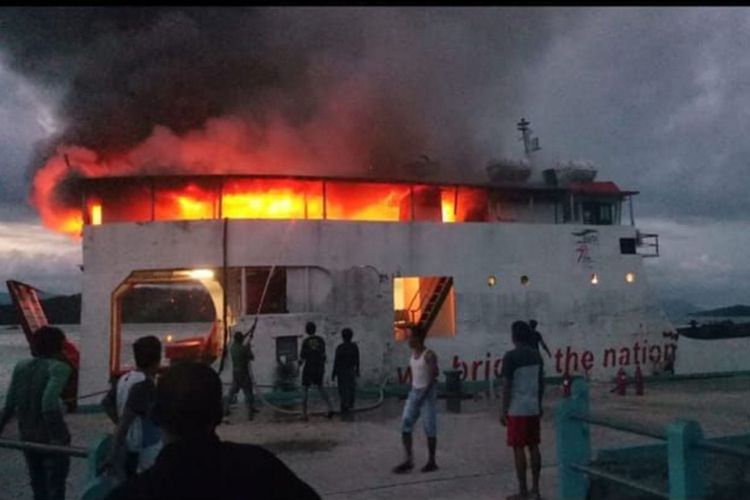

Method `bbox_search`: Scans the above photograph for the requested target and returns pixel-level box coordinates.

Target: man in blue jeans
[0,326,72,500]
[393,328,439,474]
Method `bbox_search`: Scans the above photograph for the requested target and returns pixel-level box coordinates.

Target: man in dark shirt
[299,321,333,420]
[332,328,360,419]
[0,326,72,500]
[528,320,552,359]
[500,321,544,500]
[105,362,321,500]
[223,327,257,420]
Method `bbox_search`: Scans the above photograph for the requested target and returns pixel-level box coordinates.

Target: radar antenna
[517,118,541,157]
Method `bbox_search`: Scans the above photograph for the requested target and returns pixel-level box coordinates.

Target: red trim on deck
[569,181,623,195]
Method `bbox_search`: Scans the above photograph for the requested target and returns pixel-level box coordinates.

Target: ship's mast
[517,118,541,160]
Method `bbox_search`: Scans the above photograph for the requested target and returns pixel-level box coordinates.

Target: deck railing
[0,434,111,500]
[0,438,89,458]
[557,379,750,499]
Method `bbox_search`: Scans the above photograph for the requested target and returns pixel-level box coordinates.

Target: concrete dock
[1,374,748,500]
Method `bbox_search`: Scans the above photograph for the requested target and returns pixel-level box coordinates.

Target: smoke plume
[0,7,575,230]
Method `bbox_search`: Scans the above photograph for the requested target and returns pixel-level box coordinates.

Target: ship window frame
[244,267,287,315]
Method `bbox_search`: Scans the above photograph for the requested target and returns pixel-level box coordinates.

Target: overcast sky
[1,7,749,309]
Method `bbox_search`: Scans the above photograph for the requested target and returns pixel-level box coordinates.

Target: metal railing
[0,434,112,500]
[0,438,89,458]
[557,379,750,500]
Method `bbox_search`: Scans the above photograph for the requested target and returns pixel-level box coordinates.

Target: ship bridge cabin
[78,174,638,227]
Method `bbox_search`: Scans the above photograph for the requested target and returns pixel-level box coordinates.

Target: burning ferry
[17,118,682,399]
[21,118,733,401]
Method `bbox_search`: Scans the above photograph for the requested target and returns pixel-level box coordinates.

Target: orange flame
[48,177,473,235]
[222,179,322,220]
[91,204,102,225]
[31,117,483,237]
[441,189,456,223]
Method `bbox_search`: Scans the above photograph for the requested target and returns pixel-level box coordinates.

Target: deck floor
[1,374,749,500]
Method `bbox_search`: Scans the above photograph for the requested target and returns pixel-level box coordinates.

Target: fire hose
[244,371,389,417]
[245,253,389,416]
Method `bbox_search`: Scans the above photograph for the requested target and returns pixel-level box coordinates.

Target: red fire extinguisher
[614,368,627,396]
[562,371,572,398]
[635,364,644,396]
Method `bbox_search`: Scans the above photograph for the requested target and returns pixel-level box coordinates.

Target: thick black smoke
[0,7,577,180]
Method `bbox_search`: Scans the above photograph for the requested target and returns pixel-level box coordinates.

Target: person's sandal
[392,461,414,474]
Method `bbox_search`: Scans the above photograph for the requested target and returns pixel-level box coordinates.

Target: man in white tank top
[393,328,439,474]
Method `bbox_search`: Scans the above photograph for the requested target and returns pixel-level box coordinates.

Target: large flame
[32,115,485,237]
[76,177,475,233]
[222,179,322,220]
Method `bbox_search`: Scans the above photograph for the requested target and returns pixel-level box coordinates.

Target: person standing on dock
[0,326,72,500]
[100,335,162,479]
[299,321,334,420]
[500,321,544,500]
[528,320,552,359]
[332,328,360,420]
[223,325,258,420]
[393,327,439,474]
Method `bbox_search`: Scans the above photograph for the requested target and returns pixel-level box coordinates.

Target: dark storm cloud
[0,7,581,182]
[522,8,750,221]
[2,7,747,218]
[0,65,51,206]
[0,204,81,293]
[641,217,750,308]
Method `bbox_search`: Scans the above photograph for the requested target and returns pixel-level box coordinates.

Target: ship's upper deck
[78,172,639,227]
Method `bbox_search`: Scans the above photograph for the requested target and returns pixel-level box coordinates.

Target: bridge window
[326,182,410,222]
[581,202,614,225]
[245,267,287,314]
[620,238,637,254]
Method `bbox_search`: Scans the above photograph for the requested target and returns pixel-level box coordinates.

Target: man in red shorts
[500,320,544,500]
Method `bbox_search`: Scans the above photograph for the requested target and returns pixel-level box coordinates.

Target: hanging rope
[246,219,298,336]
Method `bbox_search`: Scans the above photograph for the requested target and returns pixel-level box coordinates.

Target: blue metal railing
[557,379,750,500]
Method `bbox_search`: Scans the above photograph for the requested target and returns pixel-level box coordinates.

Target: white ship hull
[78,218,684,394]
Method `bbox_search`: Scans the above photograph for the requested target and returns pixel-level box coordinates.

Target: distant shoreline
[689,305,750,317]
